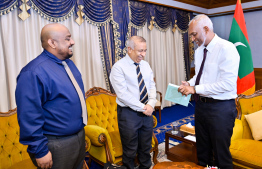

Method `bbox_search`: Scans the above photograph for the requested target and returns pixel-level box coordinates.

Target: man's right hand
[36,151,53,169]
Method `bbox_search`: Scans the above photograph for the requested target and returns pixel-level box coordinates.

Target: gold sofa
[84,87,159,166]
[0,109,90,169]
[0,109,36,169]
[230,89,262,168]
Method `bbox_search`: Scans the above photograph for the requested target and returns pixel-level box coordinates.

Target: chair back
[236,89,262,139]
[0,109,30,169]
[85,87,118,133]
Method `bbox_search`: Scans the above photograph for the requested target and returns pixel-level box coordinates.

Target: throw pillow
[245,110,262,141]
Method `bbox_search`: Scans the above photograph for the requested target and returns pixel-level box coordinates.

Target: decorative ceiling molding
[172,0,257,9]
[139,0,262,15]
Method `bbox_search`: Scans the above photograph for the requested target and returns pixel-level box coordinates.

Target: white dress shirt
[110,54,157,112]
[188,34,240,100]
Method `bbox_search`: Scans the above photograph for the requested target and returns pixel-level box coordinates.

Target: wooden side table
[153,161,204,169]
[165,130,197,163]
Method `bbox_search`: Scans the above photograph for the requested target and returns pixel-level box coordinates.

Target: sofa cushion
[244,110,262,141]
[155,100,161,107]
[7,159,36,169]
[230,139,262,167]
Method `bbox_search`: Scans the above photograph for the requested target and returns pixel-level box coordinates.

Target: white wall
[210,10,262,68]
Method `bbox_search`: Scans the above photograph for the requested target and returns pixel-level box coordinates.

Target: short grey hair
[189,14,213,31]
[126,36,146,49]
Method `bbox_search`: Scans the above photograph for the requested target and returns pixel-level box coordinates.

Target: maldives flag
[229,0,255,95]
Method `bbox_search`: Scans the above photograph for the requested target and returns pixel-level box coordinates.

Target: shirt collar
[125,54,141,66]
[43,49,67,65]
[206,34,218,53]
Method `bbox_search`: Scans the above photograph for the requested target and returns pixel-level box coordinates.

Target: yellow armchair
[230,89,262,168]
[0,109,36,169]
[84,87,159,167]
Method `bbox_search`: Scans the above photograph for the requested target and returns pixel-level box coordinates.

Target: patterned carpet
[154,114,195,143]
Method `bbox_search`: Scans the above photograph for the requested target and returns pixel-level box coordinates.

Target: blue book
[164,83,191,107]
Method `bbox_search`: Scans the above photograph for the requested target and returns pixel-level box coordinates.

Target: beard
[58,48,73,60]
[199,30,207,48]
[66,54,73,59]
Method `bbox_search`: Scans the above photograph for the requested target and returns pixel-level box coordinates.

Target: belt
[44,128,84,139]
[199,96,222,103]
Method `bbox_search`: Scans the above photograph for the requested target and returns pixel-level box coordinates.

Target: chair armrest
[156,91,162,103]
[153,115,157,128]
[231,119,243,141]
[84,125,110,146]
[85,135,91,152]
[84,125,116,163]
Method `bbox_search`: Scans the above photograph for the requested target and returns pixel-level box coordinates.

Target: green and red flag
[229,0,255,95]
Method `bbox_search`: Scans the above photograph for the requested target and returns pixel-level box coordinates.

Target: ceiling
[173,0,258,9]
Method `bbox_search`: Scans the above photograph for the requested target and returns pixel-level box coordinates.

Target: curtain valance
[30,0,75,22]
[82,0,112,24]
[129,0,190,33]
[1,0,191,32]
[0,0,16,16]
[0,0,193,89]
[130,1,148,28]
[1,0,112,23]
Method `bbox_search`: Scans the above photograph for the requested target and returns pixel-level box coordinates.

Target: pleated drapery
[0,0,193,113]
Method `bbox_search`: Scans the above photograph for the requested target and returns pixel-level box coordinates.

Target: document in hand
[164,83,191,107]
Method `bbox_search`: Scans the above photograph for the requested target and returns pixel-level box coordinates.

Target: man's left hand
[178,85,195,96]
[143,104,154,116]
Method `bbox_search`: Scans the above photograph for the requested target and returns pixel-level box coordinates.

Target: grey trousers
[29,128,85,169]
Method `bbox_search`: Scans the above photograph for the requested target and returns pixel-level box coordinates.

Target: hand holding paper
[178,85,195,96]
[165,83,191,107]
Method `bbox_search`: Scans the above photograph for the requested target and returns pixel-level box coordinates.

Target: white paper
[186,122,194,128]
[164,83,191,107]
[184,135,196,142]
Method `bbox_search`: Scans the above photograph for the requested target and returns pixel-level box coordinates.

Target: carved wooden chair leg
[158,108,161,123]
[83,160,89,169]
[152,148,159,165]
[135,156,139,167]
[88,158,92,168]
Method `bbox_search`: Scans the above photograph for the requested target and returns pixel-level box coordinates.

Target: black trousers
[117,105,153,169]
[195,99,237,169]
[29,128,85,169]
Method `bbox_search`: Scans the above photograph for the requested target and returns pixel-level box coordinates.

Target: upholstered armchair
[230,89,262,168]
[0,109,36,169]
[84,87,159,167]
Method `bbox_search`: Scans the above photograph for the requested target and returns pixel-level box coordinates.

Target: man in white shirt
[179,14,240,169]
[110,36,156,169]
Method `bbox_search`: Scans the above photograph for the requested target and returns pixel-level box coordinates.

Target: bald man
[15,23,86,169]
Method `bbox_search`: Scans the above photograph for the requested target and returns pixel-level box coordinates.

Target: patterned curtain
[0,0,192,90]
[129,0,193,80]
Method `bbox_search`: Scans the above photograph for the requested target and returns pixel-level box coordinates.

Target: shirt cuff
[195,85,205,95]
[188,81,193,86]
[147,100,156,109]
[34,146,49,158]
[137,103,145,112]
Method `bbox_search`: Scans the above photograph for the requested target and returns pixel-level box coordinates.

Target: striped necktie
[194,48,208,102]
[134,63,148,104]
[62,61,88,125]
